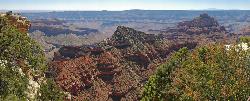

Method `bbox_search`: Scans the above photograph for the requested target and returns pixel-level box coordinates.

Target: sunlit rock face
[225,43,249,51]
[163,13,229,43]
[178,13,220,28]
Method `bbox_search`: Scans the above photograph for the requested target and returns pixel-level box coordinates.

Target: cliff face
[50,26,197,100]
[163,13,228,43]
[48,14,230,100]
[178,13,220,28]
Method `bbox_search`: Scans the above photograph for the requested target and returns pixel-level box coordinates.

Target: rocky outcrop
[163,13,228,43]
[55,45,104,59]
[50,26,197,100]
[177,13,219,28]
[0,11,31,33]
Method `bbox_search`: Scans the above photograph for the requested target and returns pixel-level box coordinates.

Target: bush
[239,36,250,46]
[141,44,250,100]
[0,16,64,100]
[38,78,65,101]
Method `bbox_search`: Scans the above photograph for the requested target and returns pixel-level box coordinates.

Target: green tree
[141,47,189,101]
[141,44,250,100]
[0,16,64,100]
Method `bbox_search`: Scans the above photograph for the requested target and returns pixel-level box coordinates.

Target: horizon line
[1,9,250,12]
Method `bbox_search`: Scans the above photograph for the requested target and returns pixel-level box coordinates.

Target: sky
[0,0,250,11]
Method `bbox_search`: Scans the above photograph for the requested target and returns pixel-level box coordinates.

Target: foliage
[0,64,28,100]
[239,36,250,46]
[141,47,189,101]
[0,16,64,100]
[0,17,43,99]
[38,78,65,101]
[0,20,46,73]
[239,36,250,43]
[141,44,250,100]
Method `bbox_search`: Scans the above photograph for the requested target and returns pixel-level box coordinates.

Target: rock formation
[0,11,31,33]
[50,26,197,100]
[163,13,229,43]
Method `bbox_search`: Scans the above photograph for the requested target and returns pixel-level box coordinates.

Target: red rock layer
[49,26,197,100]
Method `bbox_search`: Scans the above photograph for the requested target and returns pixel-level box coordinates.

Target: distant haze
[0,0,250,11]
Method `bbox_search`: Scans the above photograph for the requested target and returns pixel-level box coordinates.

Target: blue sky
[0,0,250,10]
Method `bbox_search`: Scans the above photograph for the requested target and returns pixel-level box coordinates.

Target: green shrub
[38,78,65,101]
[239,36,250,46]
[0,16,64,100]
[141,44,250,100]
